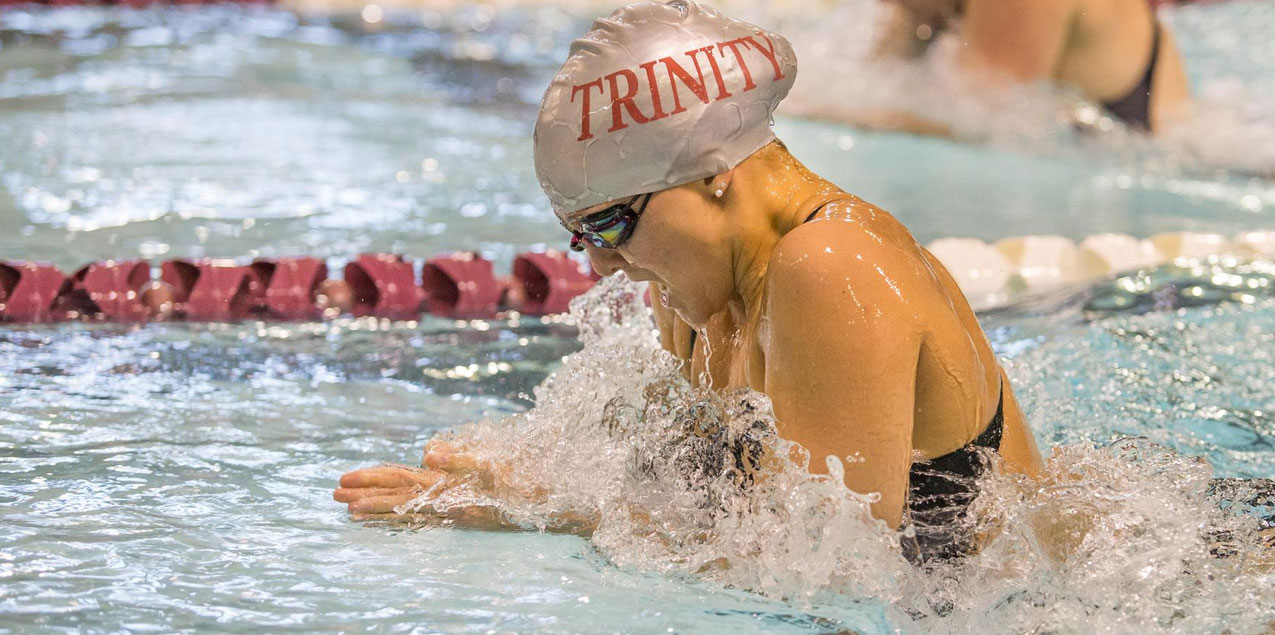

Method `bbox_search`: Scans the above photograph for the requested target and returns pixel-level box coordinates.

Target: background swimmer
[853,0,1190,133]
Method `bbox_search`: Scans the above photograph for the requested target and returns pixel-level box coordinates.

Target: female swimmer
[861,0,1190,132]
[334,0,1046,564]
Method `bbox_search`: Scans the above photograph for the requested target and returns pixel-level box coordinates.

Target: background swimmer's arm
[957,0,1076,82]
[763,224,925,529]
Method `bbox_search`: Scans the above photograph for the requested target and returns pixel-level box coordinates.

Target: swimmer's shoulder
[769,203,930,304]
[777,197,925,272]
[768,197,954,319]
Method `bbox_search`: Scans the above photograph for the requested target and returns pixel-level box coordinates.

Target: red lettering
[570,36,784,140]
[718,38,757,92]
[660,54,710,116]
[571,79,605,141]
[698,45,732,101]
[638,60,669,121]
[744,34,785,81]
[605,69,651,132]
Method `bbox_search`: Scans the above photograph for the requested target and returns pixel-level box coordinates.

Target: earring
[714,187,725,198]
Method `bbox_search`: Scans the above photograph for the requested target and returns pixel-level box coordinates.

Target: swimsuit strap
[968,383,1005,450]
[800,192,857,224]
[1100,17,1161,130]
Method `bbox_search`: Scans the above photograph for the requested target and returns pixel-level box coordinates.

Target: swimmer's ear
[700,169,735,202]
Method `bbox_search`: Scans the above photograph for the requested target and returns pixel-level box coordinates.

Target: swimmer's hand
[334,440,597,535]
[333,464,445,516]
[421,439,506,488]
[333,440,504,514]
[332,463,514,530]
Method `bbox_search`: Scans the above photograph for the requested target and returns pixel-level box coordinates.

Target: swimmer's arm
[763,224,924,529]
[957,0,1076,82]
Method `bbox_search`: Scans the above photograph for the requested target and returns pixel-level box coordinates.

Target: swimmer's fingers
[347,493,420,515]
[333,486,418,503]
[421,439,480,470]
[423,443,548,502]
[338,466,443,489]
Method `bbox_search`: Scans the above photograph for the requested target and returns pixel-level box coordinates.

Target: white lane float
[924,238,1012,302]
[1076,233,1166,279]
[993,235,1079,292]
[1235,231,1275,258]
[1149,232,1234,260]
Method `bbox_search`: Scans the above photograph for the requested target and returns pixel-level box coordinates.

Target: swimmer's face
[565,181,737,327]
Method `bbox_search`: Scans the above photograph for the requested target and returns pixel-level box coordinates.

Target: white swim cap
[533,0,797,215]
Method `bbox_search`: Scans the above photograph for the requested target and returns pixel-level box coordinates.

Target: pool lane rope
[1,230,1273,324]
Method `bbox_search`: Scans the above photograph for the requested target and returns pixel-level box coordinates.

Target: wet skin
[870,0,1190,133]
[335,141,1045,530]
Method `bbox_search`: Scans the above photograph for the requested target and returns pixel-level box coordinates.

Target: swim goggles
[567,192,653,252]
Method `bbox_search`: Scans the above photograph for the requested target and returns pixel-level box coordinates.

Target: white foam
[404,277,1275,631]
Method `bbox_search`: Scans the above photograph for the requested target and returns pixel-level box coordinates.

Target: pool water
[1,2,1274,633]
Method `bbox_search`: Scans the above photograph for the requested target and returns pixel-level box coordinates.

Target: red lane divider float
[0,261,68,323]
[162,259,256,321]
[0,251,597,324]
[512,251,599,316]
[345,253,423,320]
[422,252,502,319]
[70,259,151,322]
[252,257,327,321]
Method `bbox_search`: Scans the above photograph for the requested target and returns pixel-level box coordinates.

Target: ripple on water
[2,259,1275,632]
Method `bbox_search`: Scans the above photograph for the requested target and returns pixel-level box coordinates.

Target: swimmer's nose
[583,245,626,278]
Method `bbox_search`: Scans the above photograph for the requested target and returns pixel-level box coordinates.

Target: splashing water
[398,273,1275,632]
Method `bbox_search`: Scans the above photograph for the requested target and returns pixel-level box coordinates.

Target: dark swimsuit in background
[1100,19,1162,130]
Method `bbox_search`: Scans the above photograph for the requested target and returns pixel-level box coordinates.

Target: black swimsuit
[1100,18,1161,130]
[903,389,1004,565]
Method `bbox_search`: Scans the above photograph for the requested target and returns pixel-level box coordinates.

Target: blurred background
[1,0,1271,277]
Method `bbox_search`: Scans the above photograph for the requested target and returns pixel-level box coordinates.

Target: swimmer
[335,0,1046,565]
[861,0,1190,132]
